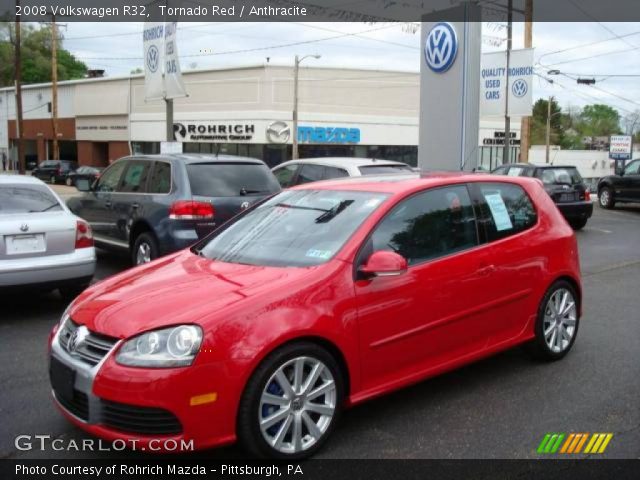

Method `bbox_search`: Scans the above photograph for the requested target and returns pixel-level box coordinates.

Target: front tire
[526,280,579,361]
[237,342,344,459]
[598,187,615,209]
[131,232,159,266]
[49,175,57,185]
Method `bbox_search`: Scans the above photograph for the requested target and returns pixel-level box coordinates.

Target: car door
[468,181,541,345]
[294,164,324,185]
[354,185,499,390]
[78,160,128,244]
[619,159,640,201]
[111,159,151,244]
[272,163,300,188]
[33,161,50,181]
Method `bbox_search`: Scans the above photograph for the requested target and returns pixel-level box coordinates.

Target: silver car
[0,175,95,299]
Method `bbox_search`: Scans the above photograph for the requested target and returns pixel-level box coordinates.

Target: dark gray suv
[67,154,281,265]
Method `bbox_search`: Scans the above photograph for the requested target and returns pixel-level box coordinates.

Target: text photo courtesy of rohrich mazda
[1,1,640,480]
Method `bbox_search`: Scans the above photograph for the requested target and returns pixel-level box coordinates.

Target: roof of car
[121,154,265,165]
[291,171,538,194]
[0,174,46,185]
[276,157,409,169]
[499,163,578,170]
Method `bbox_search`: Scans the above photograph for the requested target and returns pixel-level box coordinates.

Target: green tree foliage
[0,22,87,87]
[576,104,621,137]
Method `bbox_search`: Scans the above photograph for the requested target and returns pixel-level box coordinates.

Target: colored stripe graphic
[540,433,613,454]
[584,433,614,454]
[537,433,565,453]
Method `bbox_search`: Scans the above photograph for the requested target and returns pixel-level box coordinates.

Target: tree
[576,104,621,137]
[130,67,143,74]
[531,98,564,146]
[0,23,87,87]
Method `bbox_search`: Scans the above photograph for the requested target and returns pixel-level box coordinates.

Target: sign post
[418,4,482,172]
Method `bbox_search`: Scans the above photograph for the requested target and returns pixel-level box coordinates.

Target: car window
[95,161,127,193]
[273,164,299,187]
[119,161,150,193]
[323,166,349,180]
[147,161,172,194]
[535,167,582,185]
[198,189,389,267]
[187,163,280,197]
[295,164,325,185]
[492,166,509,175]
[370,185,478,266]
[624,160,640,175]
[474,182,537,242]
[358,165,413,175]
[507,167,524,176]
[0,183,62,214]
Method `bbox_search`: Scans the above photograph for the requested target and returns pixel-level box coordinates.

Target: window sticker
[484,193,513,231]
[305,249,333,259]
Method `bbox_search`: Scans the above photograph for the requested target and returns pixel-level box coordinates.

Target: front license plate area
[50,356,76,401]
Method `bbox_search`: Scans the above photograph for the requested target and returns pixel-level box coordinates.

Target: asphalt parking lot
[1,202,638,460]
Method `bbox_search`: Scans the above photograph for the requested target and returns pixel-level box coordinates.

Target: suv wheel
[65,177,73,186]
[132,232,159,266]
[598,187,615,209]
[49,175,57,185]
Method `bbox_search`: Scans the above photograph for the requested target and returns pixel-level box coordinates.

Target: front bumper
[0,247,95,287]
[557,201,594,221]
[48,322,237,451]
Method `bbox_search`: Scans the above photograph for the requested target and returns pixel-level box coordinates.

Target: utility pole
[519,0,533,163]
[502,0,513,164]
[545,96,552,163]
[165,98,173,141]
[292,54,320,160]
[14,1,25,174]
[51,14,59,160]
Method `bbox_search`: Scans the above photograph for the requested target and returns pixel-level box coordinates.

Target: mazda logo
[146,44,160,73]
[424,22,458,73]
[512,79,528,98]
[20,224,29,232]
[68,326,90,355]
[266,121,291,144]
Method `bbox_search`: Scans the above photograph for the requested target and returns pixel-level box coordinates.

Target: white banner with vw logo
[143,22,165,101]
[480,48,534,117]
[164,22,187,99]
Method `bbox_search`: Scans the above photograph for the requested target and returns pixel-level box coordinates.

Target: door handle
[477,264,496,276]
[131,203,140,209]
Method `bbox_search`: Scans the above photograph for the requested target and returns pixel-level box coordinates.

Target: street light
[292,54,321,160]
[545,96,563,163]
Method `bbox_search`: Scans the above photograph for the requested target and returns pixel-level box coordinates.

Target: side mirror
[75,178,91,192]
[359,250,408,278]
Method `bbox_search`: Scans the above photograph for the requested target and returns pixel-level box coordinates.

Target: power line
[536,30,640,65]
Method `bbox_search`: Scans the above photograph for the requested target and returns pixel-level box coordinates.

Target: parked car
[492,163,593,230]
[272,157,413,187]
[65,166,103,187]
[31,160,78,185]
[50,173,581,458]
[597,158,640,209]
[67,154,281,265]
[0,175,95,298]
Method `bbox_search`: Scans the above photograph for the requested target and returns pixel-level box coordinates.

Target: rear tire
[66,177,73,187]
[526,280,580,361]
[570,218,588,230]
[237,342,344,459]
[598,187,615,209]
[131,232,159,266]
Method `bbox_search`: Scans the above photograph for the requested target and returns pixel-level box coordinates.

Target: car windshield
[535,168,582,185]
[0,184,62,214]
[358,165,413,175]
[197,189,389,267]
[187,163,281,197]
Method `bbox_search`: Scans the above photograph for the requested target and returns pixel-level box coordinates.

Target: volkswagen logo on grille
[424,22,458,73]
[146,44,160,73]
[68,326,90,355]
[266,121,291,144]
[20,223,29,232]
[512,78,528,98]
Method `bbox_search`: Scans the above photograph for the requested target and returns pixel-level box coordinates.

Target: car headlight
[115,325,203,368]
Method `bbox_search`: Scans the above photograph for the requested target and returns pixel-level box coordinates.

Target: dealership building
[0,64,520,170]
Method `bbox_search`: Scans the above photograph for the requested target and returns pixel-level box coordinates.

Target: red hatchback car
[49,173,582,459]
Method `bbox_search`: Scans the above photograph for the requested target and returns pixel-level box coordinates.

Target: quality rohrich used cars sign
[480,48,534,117]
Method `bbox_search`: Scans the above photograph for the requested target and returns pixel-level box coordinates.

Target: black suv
[67,154,281,265]
[492,163,593,230]
[597,159,640,209]
[31,160,78,184]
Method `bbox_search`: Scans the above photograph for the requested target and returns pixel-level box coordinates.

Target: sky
[57,21,640,127]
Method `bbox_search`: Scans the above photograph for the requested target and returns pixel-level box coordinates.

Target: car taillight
[580,190,590,201]
[169,201,214,220]
[75,220,93,249]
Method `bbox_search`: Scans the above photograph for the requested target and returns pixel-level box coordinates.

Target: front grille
[59,319,118,367]
[100,399,183,435]
[54,389,89,421]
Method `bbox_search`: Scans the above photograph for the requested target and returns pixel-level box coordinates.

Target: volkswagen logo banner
[424,22,458,74]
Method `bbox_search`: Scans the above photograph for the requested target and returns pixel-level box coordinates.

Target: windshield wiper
[240,187,268,195]
[30,203,60,213]
[315,200,353,223]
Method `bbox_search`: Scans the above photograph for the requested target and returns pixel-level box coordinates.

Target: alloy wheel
[135,242,152,265]
[543,288,577,353]
[599,189,610,207]
[259,356,336,455]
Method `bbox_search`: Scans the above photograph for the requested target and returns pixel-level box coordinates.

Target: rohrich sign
[173,122,255,142]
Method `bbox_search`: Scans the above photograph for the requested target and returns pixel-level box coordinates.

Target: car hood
[70,250,326,339]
